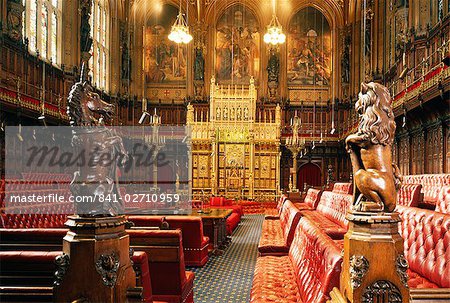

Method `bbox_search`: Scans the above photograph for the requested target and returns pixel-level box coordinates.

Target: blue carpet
[188,214,264,303]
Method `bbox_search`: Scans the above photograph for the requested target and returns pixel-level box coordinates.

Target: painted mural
[287,7,331,86]
[144,4,187,84]
[215,4,260,84]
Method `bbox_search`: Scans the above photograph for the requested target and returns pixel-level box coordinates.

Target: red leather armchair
[128,215,209,267]
[397,205,450,288]
[251,216,343,303]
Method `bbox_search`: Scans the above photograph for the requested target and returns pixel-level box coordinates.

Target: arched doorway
[297,162,321,191]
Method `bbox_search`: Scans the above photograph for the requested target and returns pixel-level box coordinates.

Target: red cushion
[403,174,450,206]
[436,186,450,214]
[250,256,301,303]
[131,251,153,303]
[302,188,323,209]
[226,212,240,235]
[397,184,422,207]
[300,210,347,239]
[279,201,302,246]
[407,269,440,288]
[258,220,289,255]
[315,191,352,229]
[290,217,343,303]
[332,182,353,194]
[397,205,450,288]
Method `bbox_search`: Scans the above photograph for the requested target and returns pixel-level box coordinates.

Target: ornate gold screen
[188,77,281,201]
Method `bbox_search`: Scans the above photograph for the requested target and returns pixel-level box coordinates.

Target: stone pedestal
[339,210,410,303]
[53,215,141,303]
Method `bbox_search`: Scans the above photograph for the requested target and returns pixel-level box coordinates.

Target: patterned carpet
[188,214,264,303]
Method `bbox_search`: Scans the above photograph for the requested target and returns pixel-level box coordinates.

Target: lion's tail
[392,162,403,191]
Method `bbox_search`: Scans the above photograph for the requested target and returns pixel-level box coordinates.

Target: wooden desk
[190,208,233,255]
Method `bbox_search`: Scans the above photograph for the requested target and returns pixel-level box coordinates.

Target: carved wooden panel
[398,135,410,175]
[426,124,444,173]
[411,130,424,174]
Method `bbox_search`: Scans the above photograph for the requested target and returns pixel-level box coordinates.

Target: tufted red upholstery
[265,195,288,217]
[294,188,322,211]
[397,205,450,288]
[127,215,209,267]
[258,201,301,255]
[436,186,450,214]
[403,174,450,208]
[300,191,352,239]
[251,217,343,303]
[397,183,422,207]
[332,182,353,195]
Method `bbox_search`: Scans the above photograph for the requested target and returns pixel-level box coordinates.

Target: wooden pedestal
[53,215,141,303]
[339,210,410,303]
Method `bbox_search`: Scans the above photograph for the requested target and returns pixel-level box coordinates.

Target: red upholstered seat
[251,217,343,303]
[258,201,301,256]
[397,183,422,207]
[397,205,450,288]
[259,219,289,255]
[332,182,353,194]
[293,188,322,211]
[403,174,450,208]
[264,195,288,218]
[406,269,439,288]
[251,255,301,302]
[300,211,347,239]
[435,186,450,214]
[300,191,352,239]
[127,215,209,267]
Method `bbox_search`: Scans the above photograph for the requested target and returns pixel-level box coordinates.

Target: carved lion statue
[345,82,402,212]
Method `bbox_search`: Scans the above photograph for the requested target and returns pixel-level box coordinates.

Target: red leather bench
[209,196,243,235]
[258,200,301,256]
[332,182,353,194]
[264,194,288,217]
[397,183,422,207]
[435,185,450,214]
[300,191,352,239]
[397,205,450,289]
[127,215,209,267]
[0,250,168,303]
[294,188,323,211]
[251,216,343,303]
[403,174,450,209]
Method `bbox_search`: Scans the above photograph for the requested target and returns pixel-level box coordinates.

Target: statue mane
[357,82,396,146]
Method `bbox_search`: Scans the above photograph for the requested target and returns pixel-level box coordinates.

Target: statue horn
[80,62,87,83]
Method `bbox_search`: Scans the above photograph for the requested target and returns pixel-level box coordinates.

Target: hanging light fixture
[168,0,193,44]
[263,0,286,45]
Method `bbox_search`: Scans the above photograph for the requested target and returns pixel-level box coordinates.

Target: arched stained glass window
[89,0,110,91]
[23,0,61,64]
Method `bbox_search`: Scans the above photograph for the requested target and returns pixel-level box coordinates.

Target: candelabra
[143,109,165,190]
[285,114,305,192]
